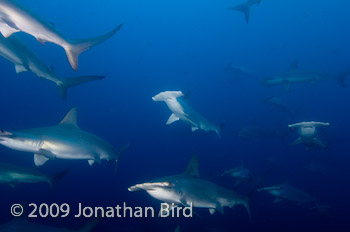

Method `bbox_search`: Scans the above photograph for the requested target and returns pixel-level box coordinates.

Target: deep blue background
[0,0,349,231]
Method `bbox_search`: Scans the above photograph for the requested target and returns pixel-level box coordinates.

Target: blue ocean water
[0,0,349,231]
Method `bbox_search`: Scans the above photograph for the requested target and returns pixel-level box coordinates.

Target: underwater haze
[0,0,350,231]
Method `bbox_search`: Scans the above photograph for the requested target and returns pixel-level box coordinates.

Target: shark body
[0,108,129,167]
[258,183,316,205]
[0,0,123,70]
[129,155,251,218]
[0,162,68,187]
[0,34,105,98]
[152,91,222,137]
[263,62,349,91]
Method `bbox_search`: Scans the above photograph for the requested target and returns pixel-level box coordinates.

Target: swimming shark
[128,155,251,219]
[288,121,329,149]
[228,0,261,23]
[152,91,222,137]
[257,182,316,205]
[262,61,349,91]
[0,34,105,99]
[0,162,68,187]
[0,219,97,232]
[0,0,123,71]
[221,166,254,186]
[0,108,129,167]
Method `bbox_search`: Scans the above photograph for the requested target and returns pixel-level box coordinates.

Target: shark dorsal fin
[184,154,200,177]
[59,108,79,128]
[289,60,298,71]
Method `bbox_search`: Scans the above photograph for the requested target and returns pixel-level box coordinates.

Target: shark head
[0,130,41,152]
[128,178,181,203]
[152,91,184,102]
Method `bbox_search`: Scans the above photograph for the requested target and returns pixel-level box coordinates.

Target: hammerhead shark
[0,34,105,99]
[0,0,123,70]
[152,91,223,137]
[262,61,349,91]
[129,155,251,219]
[0,162,68,187]
[0,108,129,167]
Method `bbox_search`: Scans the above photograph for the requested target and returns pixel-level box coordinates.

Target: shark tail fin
[230,3,250,23]
[337,70,350,87]
[49,169,70,186]
[78,219,99,232]
[57,76,106,99]
[65,23,123,71]
[115,143,131,174]
[243,200,252,222]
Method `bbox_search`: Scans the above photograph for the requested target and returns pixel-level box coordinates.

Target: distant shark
[258,182,316,205]
[288,121,329,149]
[152,91,223,137]
[0,34,105,99]
[129,155,251,219]
[262,61,350,91]
[221,165,254,187]
[228,0,261,23]
[0,0,123,70]
[0,162,68,187]
[0,108,129,167]
[0,219,97,232]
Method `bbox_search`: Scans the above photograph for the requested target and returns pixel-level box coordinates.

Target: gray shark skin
[221,166,254,186]
[0,162,68,187]
[258,183,316,205]
[262,61,349,91]
[228,0,261,23]
[152,91,222,137]
[0,219,97,232]
[0,0,123,71]
[225,62,259,80]
[263,96,296,119]
[129,155,251,219]
[0,34,105,99]
[288,121,329,149]
[0,108,129,167]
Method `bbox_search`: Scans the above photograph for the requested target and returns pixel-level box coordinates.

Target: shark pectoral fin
[36,37,46,45]
[38,149,55,159]
[88,160,95,166]
[208,208,216,215]
[216,205,224,214]
[274,198,282,204]
[15,64,28,74]
[0,20,19,38]
[191,127,199,132]
[166,113,180,125]
[34,154,50,167]
[290,137,302,146]
[313,138,327,148]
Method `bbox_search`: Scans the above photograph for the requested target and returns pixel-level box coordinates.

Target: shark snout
[128,181,174,192]
[0,130,13,137]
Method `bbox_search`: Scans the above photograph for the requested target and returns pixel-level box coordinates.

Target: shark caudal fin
[115,143,130,174]
[229,2,250,23]
[337,70,350,87]
[49,169,70,186]
[57,76,106,99]
[64,23,123,71]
